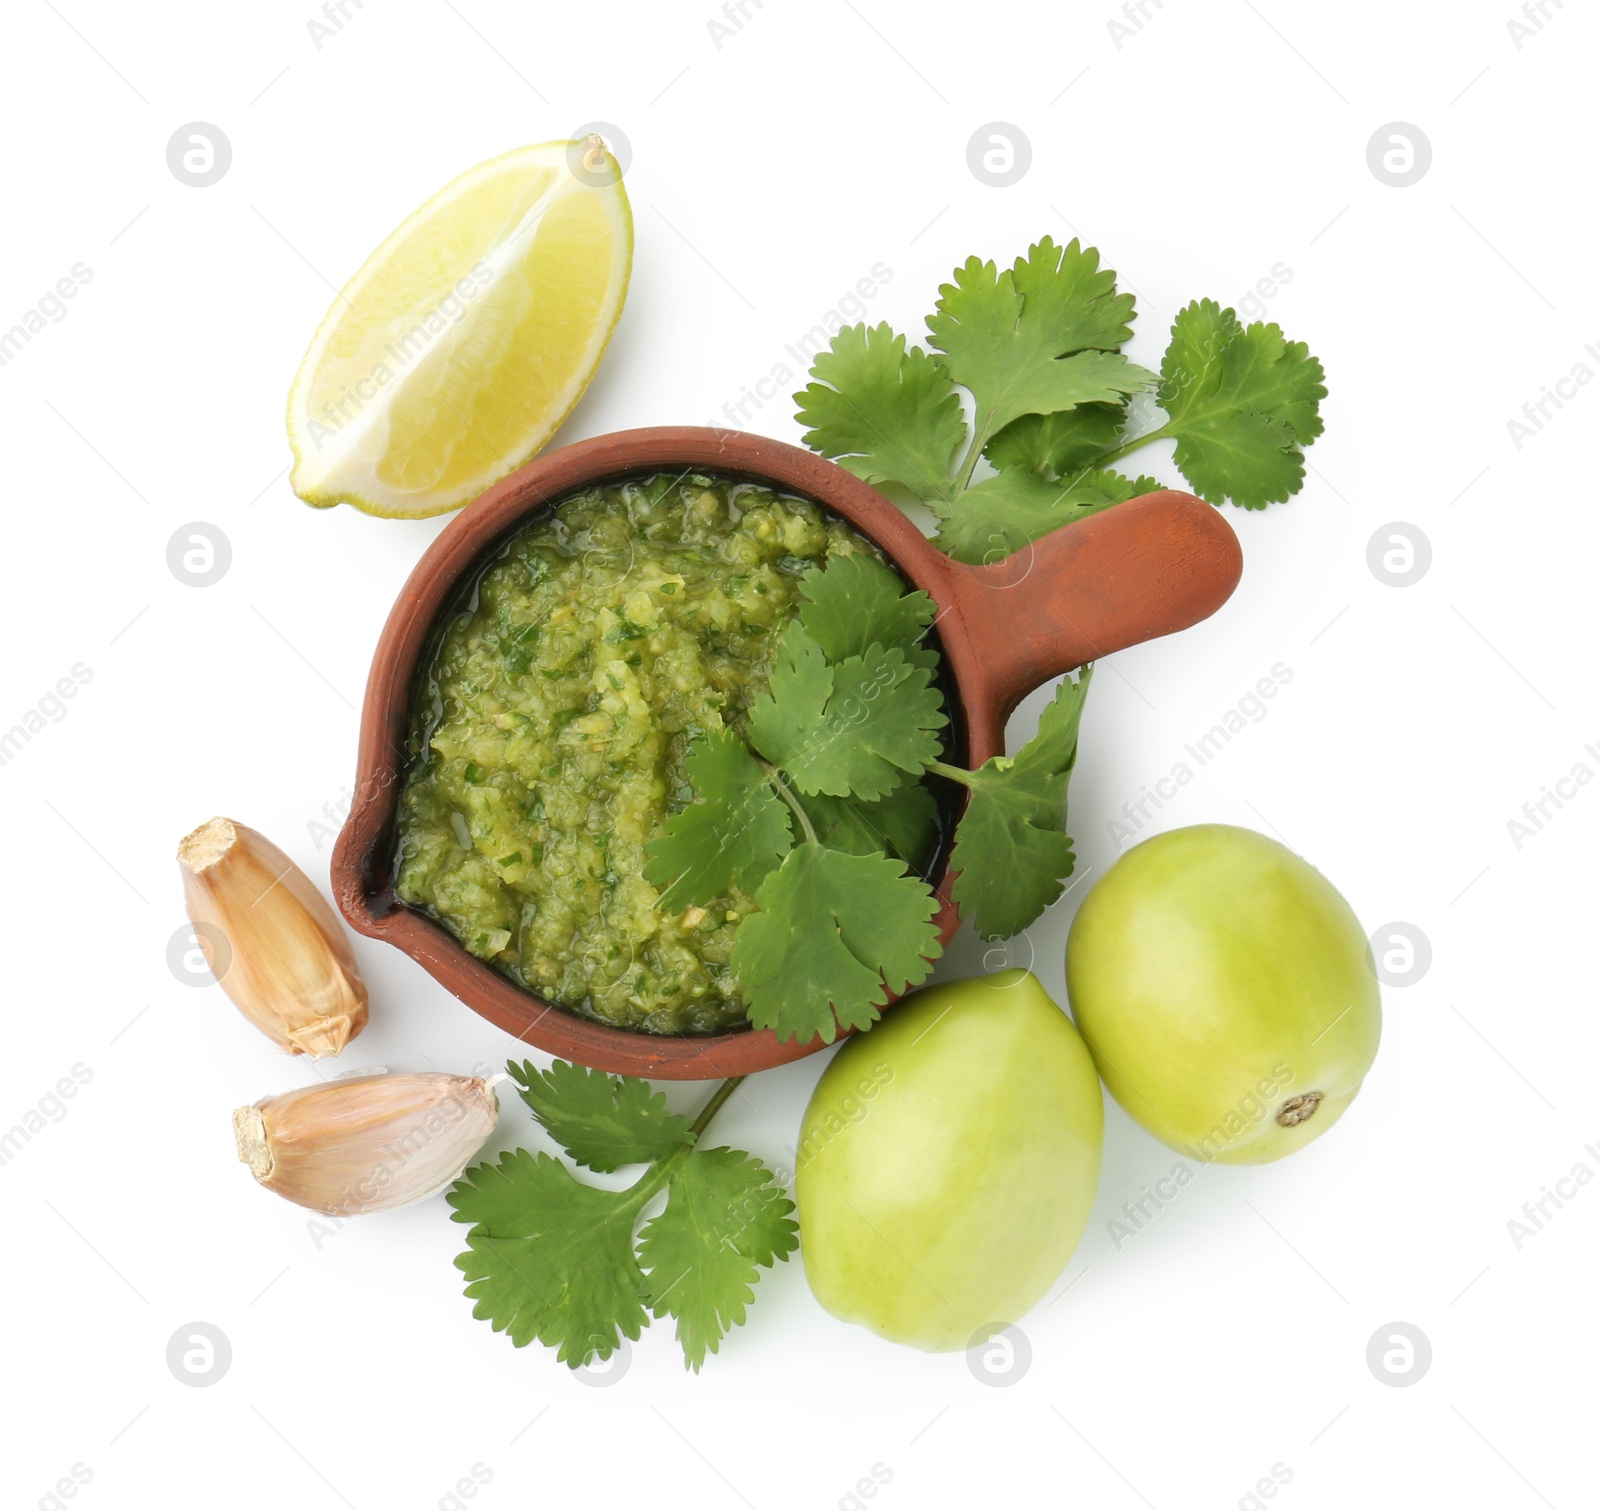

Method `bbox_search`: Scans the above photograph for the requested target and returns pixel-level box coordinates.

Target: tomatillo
[796,970,1103,1351]
[1066,824,1381,1164]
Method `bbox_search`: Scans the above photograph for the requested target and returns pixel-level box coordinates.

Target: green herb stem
[622,1078,743,1204]
[763,763,820,845]
[952,411,993,494]
[689,1076,746,1140]
[927,758,977,788]
[1093,419,1175,469]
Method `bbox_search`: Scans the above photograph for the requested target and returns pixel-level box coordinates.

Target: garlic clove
[234,1072,499,1216]
[179,817,369,1057]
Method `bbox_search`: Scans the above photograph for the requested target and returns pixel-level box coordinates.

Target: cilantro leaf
[798,781,939,870]
[451,1061,797,1372]
[507,1059,693,1173]
[798,552,938,672]
[642,728,792,910]
[934,468,1161,565]
[747,620,832,769]
[793,322,965,501]
[638,1146,798,1372]
[1157,299,1327,509]
[450,1148,650,1366]
[733,844,941,1042]
[926,246,1154,436]
[946,670,1092,939]
[759,641,946,801]
[984,401,1129,479]
[1009,236,1138,354]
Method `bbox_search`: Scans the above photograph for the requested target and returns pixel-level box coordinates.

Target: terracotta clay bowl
[332,426,1242,1080]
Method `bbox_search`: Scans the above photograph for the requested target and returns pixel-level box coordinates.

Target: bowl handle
[944,490,1243,722]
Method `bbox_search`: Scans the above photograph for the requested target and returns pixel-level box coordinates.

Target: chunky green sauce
[395,472,905,1034]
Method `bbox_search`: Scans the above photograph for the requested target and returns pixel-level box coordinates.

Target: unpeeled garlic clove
[178,817,369,1057]
[233,1072,499,1216]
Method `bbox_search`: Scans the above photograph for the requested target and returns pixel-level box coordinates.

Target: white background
[1,1,1594,1507]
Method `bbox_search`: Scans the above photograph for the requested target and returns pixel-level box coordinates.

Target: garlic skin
[234,1072,499,1216]
[179,817,369,1057]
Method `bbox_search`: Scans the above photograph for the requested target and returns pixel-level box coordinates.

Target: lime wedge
[288,139,632,518]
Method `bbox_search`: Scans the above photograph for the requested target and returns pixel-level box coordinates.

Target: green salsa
[395,471,908,1035]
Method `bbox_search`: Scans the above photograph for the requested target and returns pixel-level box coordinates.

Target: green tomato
[796,969,1103,1352]
[1066,824,1381,1165]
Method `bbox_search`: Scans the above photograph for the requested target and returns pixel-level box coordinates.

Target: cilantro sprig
[796,236,1325,562]
[644,552,947,1044]
[449,1060,797,1372]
